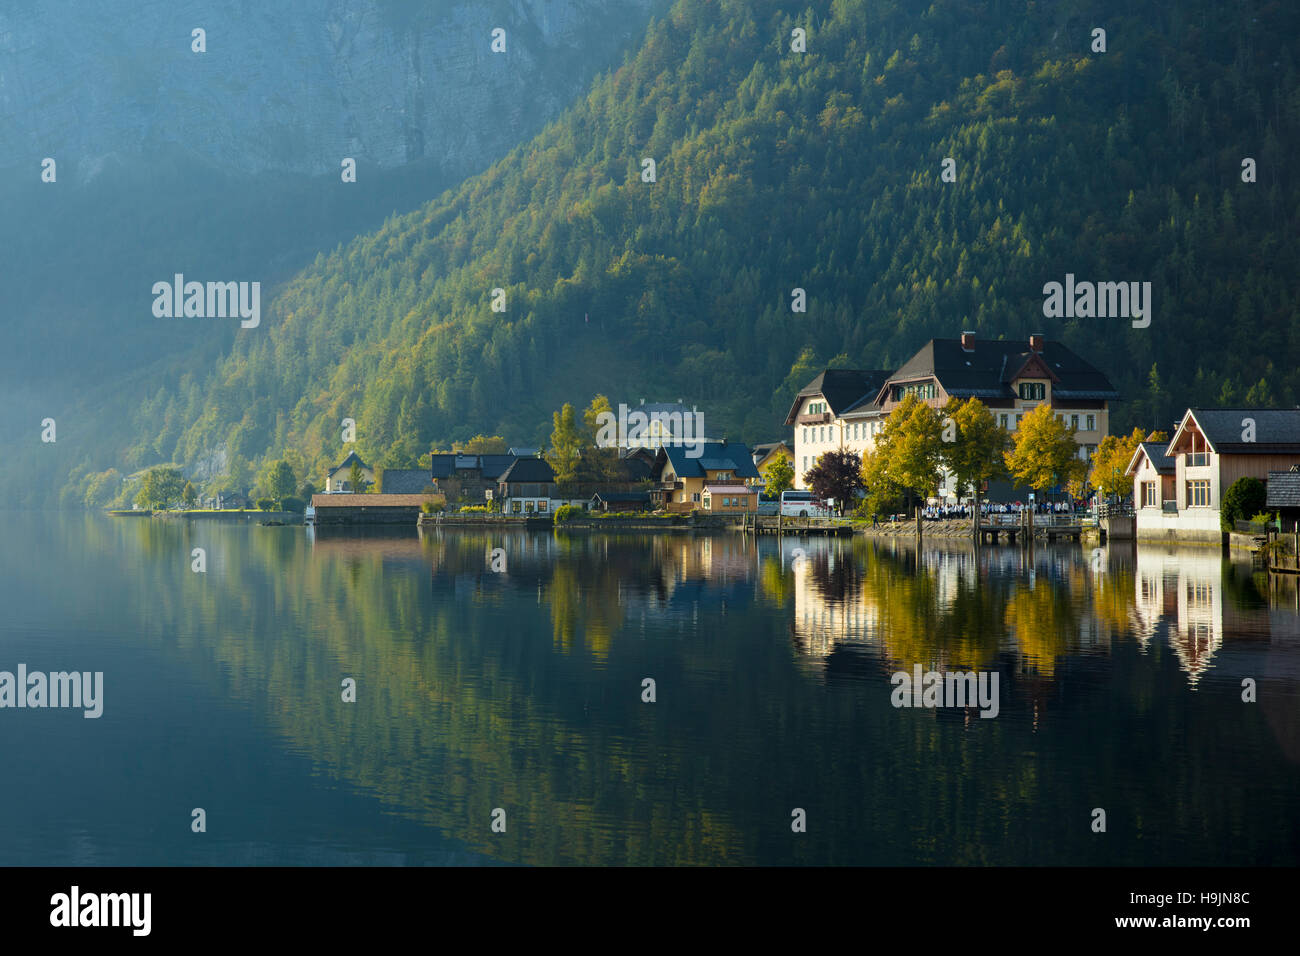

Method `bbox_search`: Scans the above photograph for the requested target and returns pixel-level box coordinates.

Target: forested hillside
[63,0,1300,505]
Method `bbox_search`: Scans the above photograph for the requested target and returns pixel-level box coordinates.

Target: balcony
[796,412,831,424]
[1187,453,1210,468]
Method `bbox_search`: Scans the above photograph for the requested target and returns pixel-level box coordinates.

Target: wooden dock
[749,515,854,536]
[977,514,1084,544]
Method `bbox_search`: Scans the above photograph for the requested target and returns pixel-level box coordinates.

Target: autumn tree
[762,454,795,497]
[1087,427,1149,499]
[182,480,197,508]
[546,403,585,485]
[1004,404,1087,495]
[861,395,945,512]
[804,449,865,514]
[940,397,1010,511]
[463,434,510,454]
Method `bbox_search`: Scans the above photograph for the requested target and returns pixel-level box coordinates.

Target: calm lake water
[2,512,1298,866]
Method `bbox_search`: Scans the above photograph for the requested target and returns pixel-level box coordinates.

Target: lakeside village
[121,331,1300,548]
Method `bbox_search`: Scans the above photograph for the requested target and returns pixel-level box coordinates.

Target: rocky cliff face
[0,0,661,181]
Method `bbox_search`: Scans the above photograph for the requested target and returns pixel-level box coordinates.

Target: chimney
[960,330,976,352]
[639,398,645,406]
[1029,333,1045,352]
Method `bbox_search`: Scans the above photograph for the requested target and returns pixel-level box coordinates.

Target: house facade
[651,442,759,513]
[325,451,374,493]
[496,457,558,514]
[785,332,1119,498]
[1130,408,1300,541]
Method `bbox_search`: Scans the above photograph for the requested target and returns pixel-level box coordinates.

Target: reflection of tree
[1003,583,1077,677]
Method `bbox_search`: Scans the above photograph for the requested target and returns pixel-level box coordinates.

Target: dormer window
[1018,382,1046,401]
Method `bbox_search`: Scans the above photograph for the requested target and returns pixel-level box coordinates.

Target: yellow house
[652,442,760,513]
[325,451,374,493]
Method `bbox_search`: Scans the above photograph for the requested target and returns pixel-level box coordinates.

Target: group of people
[872,499,1086,524]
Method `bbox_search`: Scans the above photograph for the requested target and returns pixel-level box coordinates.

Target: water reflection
[4,515,1299,865]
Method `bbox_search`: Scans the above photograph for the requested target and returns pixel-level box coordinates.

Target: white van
[780,489,831,517]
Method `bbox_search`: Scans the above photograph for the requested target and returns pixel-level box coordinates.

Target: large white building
[784,332,1119,499]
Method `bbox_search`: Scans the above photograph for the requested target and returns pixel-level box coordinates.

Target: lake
[2,512,1297,866]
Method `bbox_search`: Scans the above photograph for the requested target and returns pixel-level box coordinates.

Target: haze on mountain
[10,0,1299,508]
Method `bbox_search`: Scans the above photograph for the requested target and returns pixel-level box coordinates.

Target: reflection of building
[1133,548,1230,685]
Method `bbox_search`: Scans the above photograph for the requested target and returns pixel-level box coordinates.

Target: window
[1188,452,1210,467]
[803,457,808,471]
[1015,414,1023,428]
[999,414,1009,429]
[893,382,937,402]
[1070,414,1080,431]
[1018,382,1046,401]
[1142,482,1158,507]
[525,501,534,512]
[717,471,731,481]
[1086,414,1095,431]
[692,492,701,503]
[1187,479,1211,508]
[539,500,548,512]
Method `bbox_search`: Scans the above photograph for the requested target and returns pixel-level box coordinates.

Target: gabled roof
[380,468,433,494]
[752,441,792,460]
[657,442,760,480]
[429,453,456,479]
[327,450,371,476]
[784,369,893,424]
[877,338,1119,402]
[498,457,556,483]
[1168,408,1300,455]
[1126,442,1176,477]
[1266,470,1300,508]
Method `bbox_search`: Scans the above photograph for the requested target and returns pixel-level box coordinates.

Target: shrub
[280,496,305,513]
[421,499,444,514]
[553,504,582,523]
[256,497,274,511]
[457,504,491,514]
[1220,477,1267,531]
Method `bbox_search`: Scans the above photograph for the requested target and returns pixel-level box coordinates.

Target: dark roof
[619,456,653,481]
[752,441,792,460]
[658,442,760,479]
[1136,442,1176,474]
[429,453,456,479]
[879,337,1119,402]
[1178,409,1300,454]
[498,457,556,483]
[478,455,517,479]
[1266,471,1300,508]
[430,453,520,480]
[784,369,893,424]
[591,491,652,503]
[327,450,370,476]
[380,468,432,493]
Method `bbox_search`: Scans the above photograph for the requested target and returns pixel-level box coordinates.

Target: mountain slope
[75,0,1300,500]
